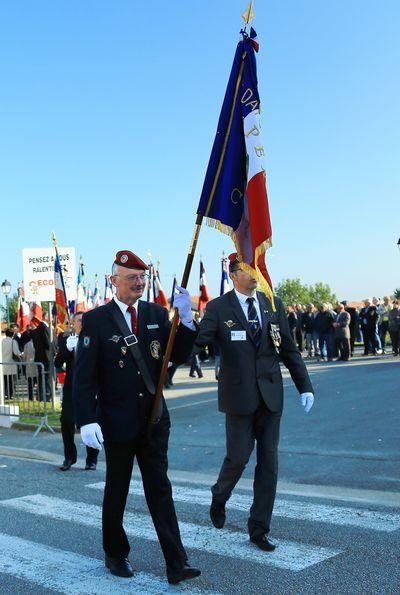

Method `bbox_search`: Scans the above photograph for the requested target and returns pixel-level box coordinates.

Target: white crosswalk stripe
[0,494,341,571]
[0,532,213,594]
[86,480,400,533]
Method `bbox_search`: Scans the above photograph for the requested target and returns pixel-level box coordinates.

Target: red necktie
[127,305,137,335]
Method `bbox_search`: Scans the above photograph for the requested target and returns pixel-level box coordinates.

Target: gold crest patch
[224,320,236,328]
[150,340,161,360]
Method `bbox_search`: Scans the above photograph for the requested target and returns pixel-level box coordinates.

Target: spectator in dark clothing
[287,306,297,343]
[31,312,52,400]
[314,303,335,361]
[54,312,99,471]
[333,303,351,361]
[301,304,320,357]
[359,299,382,355]
[388,301,400,356]
[294,304,305,352]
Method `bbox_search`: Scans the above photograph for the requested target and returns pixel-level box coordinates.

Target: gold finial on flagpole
[51,231,57,247]
[242,0,255,27]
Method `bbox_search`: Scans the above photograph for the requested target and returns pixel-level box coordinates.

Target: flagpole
[148,213,203,425]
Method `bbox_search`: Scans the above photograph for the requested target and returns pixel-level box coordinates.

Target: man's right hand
[80,423,104,450]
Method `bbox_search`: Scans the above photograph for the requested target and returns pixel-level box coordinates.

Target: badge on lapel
[118,360,124,368]
[109,335,121,343]
[121,346,127,355]
[150,340,161,360]
[83,336,90,348]
[224,320,236,328]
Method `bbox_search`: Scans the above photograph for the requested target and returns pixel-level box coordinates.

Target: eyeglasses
[116,273,148,282]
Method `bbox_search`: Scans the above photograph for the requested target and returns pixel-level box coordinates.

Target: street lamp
[1,280,12,326]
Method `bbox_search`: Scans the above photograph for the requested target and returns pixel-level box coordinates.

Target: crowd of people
[286,296,400,362]
[1,315,52,401]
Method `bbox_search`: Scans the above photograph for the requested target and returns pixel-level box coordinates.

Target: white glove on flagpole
[66,335,79,352]
[173,286,193,324]
[299,392,314,413]
[80,423,104,450]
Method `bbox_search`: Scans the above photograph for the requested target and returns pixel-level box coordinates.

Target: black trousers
[189,354,203,377]
[212,400,281,539]
[60,396,98,464]
[389,329,399,354]
[102,415,187,569]
[334,337,350,360]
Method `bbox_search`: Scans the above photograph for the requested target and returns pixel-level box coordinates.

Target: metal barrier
[0,361,55,436]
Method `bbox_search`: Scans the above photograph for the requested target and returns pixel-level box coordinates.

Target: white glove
[173,286,193,324]
[80,423,104,450]
[300,392,314,413]
[66,335,79,352]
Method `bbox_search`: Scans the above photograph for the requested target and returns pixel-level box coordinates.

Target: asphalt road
[0,353,399,594]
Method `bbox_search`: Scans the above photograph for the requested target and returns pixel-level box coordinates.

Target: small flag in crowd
[30,301,43,327]
[76,258,86,313]
[196,25,274,306]
[104,275,113,303]
[198,259,210,313]
[53,238,69,331]
[93,276,102,308]
[153,263,169,308]
[147,263,155,303]
[86,286,94,311]
[169,275,177,309]
[16,286,30,332]
[220,254,231,296]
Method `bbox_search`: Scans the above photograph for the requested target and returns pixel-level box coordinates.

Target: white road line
[0,494,341,571]
[87,480,400,533]
[0,532,211,594]
[169,398,216,410]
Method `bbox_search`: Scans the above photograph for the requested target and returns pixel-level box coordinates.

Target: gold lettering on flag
[245,123,260,137]
[254,146,265,157]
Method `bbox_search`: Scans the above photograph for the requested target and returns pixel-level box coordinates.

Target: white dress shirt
[234,289,263,328]
[113,295,195,332]
[113,296,138,333]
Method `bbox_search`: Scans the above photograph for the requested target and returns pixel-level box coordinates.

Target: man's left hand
[300,392,314,413]
[173,286,193,324]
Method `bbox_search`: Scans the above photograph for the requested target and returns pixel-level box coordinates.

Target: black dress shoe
[105,555,134,578]
[210,497,226,529]
[167,563,201,585]
[85,462,97,470]
[59,458,76,471]
[250,535,276,552]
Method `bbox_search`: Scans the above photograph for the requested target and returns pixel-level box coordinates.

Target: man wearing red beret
[73,250,201,585]
[195,253,314,552]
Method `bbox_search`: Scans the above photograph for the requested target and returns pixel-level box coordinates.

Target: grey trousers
[212,400,281,539]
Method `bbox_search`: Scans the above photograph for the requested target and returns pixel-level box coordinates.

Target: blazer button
[138,392,144,397]
[137,371,141,375]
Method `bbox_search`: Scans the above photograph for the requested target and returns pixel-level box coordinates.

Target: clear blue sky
[1,0,399,307]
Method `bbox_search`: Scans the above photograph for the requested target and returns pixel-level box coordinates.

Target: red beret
[228,252,240,271]
[114,250,149,270]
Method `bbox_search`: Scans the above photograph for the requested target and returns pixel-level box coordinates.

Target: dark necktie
[246,297,262,347]
[127,305,138,335]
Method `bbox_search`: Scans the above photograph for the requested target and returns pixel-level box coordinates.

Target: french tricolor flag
[196,27,274,307]
[153,269,169,309]
[104,275,113,304]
